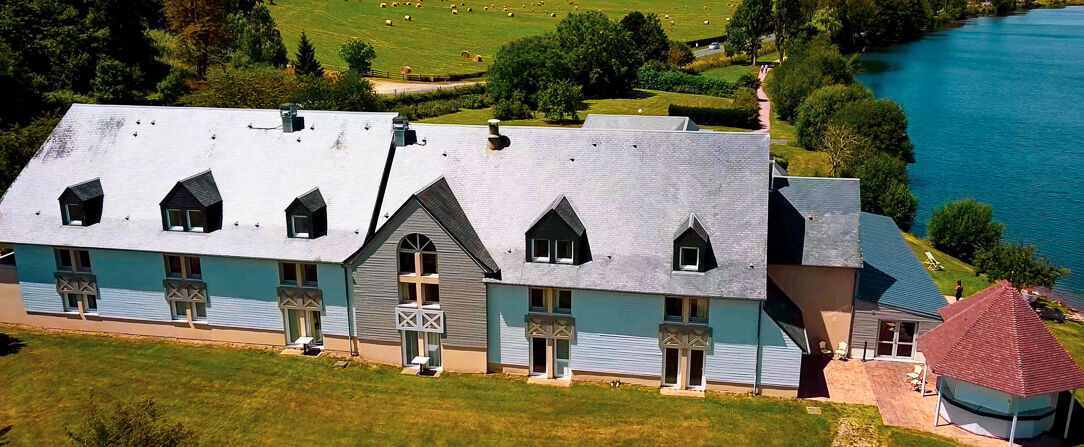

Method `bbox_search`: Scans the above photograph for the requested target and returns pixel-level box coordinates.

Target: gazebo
[919,280,1084,444]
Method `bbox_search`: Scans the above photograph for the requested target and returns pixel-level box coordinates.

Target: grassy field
[700,51,780,82]
[766,111,832,176]
[1045,319,1084,402]
[418,89,749,131]
[0,326,959,446]
[268,0,733,73]
[902,233,992,298]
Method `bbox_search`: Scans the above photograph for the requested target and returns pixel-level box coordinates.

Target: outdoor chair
[834,342,848,360]
[907,364,923,380]
[818,341,833,356]
[924,251,943,271]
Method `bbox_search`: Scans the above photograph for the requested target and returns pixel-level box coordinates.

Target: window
[877,320,917,358]
[280,262,318,287]
[555,240,573,264]
[164,255,201,279]
[289,214,311,238]
[165,208,206,232]
[528,287,572,314]
[186,209,205,232]
[63,203,84,226]
[679,247,699,271]
[532,239,550,262]
[55,248,90,272]
[665,297,709,324]
[398,234,438,308]
[64,293,97,314]
[166,209,184,231]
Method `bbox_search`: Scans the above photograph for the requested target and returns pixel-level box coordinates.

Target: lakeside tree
[536,80,583,122]
[794,83,873,149]
[878,181,919,231]
[820,123,868,177]
[338,39,377,74]
[845,151,917,229]
[833,99,915,163]
[726,0,772,65]
[928,198,1005,262]
[763,36,854,120]
[294,32,323,77]
[165,0,228,79]
[619,12,669,66]
[66,398,196,447]
[974,242,1068,289]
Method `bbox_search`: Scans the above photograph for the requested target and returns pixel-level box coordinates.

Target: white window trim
[531,238,550,262]
[289,214,311,238]
[63,203,83,226]
[166,209,185,231]
[555,239,573,264]
[679,246,699,271]
[401,330,441,369]
[186,209,204,232]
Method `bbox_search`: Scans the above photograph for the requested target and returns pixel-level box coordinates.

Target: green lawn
[268,0,733,73]
[0,326,960,446]
[1045,319,1084,402]
[902,233,992,298]
[418,89,749,131]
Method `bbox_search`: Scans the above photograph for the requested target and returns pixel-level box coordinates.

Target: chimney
[487,119,503,151]
[280,103,304,133]
[393,116,416,147]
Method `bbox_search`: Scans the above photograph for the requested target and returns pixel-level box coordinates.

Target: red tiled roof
[918,280,1084,397]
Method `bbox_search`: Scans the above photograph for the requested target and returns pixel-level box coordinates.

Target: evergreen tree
[294,32,323,78]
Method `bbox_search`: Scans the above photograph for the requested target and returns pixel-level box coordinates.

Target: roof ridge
[1007,287,1027,395]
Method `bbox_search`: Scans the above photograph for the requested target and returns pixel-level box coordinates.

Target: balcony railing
[395,307,444,333]
[524,314,575,340]
[163,278,207,303]
[277,286,322,310]
[659,323,712,349]
[55,272,97,295]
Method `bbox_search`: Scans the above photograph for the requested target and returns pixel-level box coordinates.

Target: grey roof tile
[414,177,498,273]
[768,176,862,268]
[64,178,103,201]
[178,170,221,206]
[293,188,326,212]
[581,114,699,131]
[858,212,946,318]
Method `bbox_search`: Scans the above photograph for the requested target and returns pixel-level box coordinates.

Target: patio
[800,356,1069,447]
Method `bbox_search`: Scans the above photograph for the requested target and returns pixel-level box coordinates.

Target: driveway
[369,78,479,95]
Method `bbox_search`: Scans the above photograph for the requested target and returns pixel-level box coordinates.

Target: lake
[856,6,1084,306]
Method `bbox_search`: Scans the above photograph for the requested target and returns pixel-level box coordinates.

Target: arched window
[398,234,438,307]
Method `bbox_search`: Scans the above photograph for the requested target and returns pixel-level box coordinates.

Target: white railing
[395,308,444,333]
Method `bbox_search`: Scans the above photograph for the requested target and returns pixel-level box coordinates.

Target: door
[877,320,917,358]
[663,348,680,387]
[403,331,419,365]
[308,310,323,345]
[688,349,705,389]
[531,337,548,375]
[554,339,570,378]
[426,332,442,368]
[287,309,302,344]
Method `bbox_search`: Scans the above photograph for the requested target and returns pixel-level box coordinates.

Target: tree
[811,7,843,42]
[294,32,323,77]
[554,11,638,97]
[834,99,915,163]
[846,151,906,210]
[180,66,295,109]
[0,116,60,195]
[974,242,1068,289]
[878,181,918,231]
[338,39,377,74]
[488,35,570,106]
[820,123,868,176]
[772,0,806,59]
[293,72,382,111]
[156,69,190,105]
[619,11,669,65]
[928,198,1005,262]
[536,80,583,121]
[763,36,854,120]
[66,398,196,447]
[794,83,873,149]
[165,0,227,79]
[725,0,772,65]
[665,40,695,66]
[224,3,289,67]
[91,59,145,103]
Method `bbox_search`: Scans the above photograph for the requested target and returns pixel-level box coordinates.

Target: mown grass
[1044,319,1084,402]
[417,89,748,131]
[268,0,733,73]
[902,233,992,298]
[0,326,962,446]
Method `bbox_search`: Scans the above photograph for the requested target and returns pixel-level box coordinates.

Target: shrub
[385,84,487,108]
[974,242,1068,289]
[878,181,919,231]
[156,69,189,105]
[734,73,760,90]
[928,198,1005,262]
[458,94,491,109]
[492,97,533,120]
[338,39,377,73]
[669,103,758,129]
[794,83,873,149]
[179,66,295,109]
[66,398,197,447]
[292,73,382,111]
[536,80,583,121]
[637,65,738,97]
[666,40,696,66]
[393,100,461,120]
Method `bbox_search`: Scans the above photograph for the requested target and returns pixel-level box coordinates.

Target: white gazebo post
[1008,406,1019,447]
[920,361,928,396]
[933,379,944,427]
[1065,395,1075,439]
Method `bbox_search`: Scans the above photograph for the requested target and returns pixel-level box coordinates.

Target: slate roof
[374,124,770,300]
[768,176,862,268]
[413,177,498,273]
[918,280,1084,397]
[857,212,945,318]
[293,188,326,212]
[0,104,399,263]
[673,213,710,241]
[531,195,586,236]
[64,178,103,201]
[176,170,221,207]
[766,278,810,353]
[581,114,699,132]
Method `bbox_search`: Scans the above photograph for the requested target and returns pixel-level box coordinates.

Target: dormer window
[160,170,222,233]
[673,214,714,273]
[285,188,327,239]
[526,196,590,265]
[58,178,103,226]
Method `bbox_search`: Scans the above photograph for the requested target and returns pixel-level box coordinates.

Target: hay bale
[703,20,709,24]
[391,1,398,5]
[461,50,470,58]
[473,54,483,62]
[404,14,411,20]
[466,6,472,11]
[664,14,669,19]
[400,65,412,74]
[385,19,394,25]
[507,11,514,16]
[452,8,458,13]
[415,2,422,7]
[550,12,556,16]
[380,1,387,6]
[484,6,489,9]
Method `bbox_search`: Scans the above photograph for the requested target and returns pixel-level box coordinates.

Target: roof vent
[280,103,304,133]
[393,116,417,147]
[487,119,505,151]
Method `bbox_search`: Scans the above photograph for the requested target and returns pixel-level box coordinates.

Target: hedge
[636,65,737,97]
[669,103,758,129]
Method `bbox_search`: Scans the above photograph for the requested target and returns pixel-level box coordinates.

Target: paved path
[752,64,773,135]
[369,78,478,95]
[693,47,724,57]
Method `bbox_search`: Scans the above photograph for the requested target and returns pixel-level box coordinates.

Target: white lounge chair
[907,364,923,380]
[924,252,943,271]
[834,342,848,360]
[818,341,833,356]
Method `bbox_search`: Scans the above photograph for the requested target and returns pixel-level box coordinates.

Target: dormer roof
[61,178,103,202]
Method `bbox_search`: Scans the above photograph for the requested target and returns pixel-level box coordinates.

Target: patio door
[877,320,917,358]
[688,349,705,389]
[286,309,323,346]
[554,339,570,378]
[530,337,548,375]
[663,348,680,387]
[402,331,442,368]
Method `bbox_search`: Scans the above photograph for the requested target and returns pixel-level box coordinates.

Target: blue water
[856,7,1084,306]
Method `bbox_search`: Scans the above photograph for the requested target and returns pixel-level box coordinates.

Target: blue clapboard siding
[205,295,283,331]
[758,310,803,387]
[20,281,63,313]
[317,264,349,336]
[13,244,57,284]
[91,249,174,321]
[98,288,172,321]
[487,283,529,366]
[571,289,663,377]
[199,256,282,331]
[705,299,759,385]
